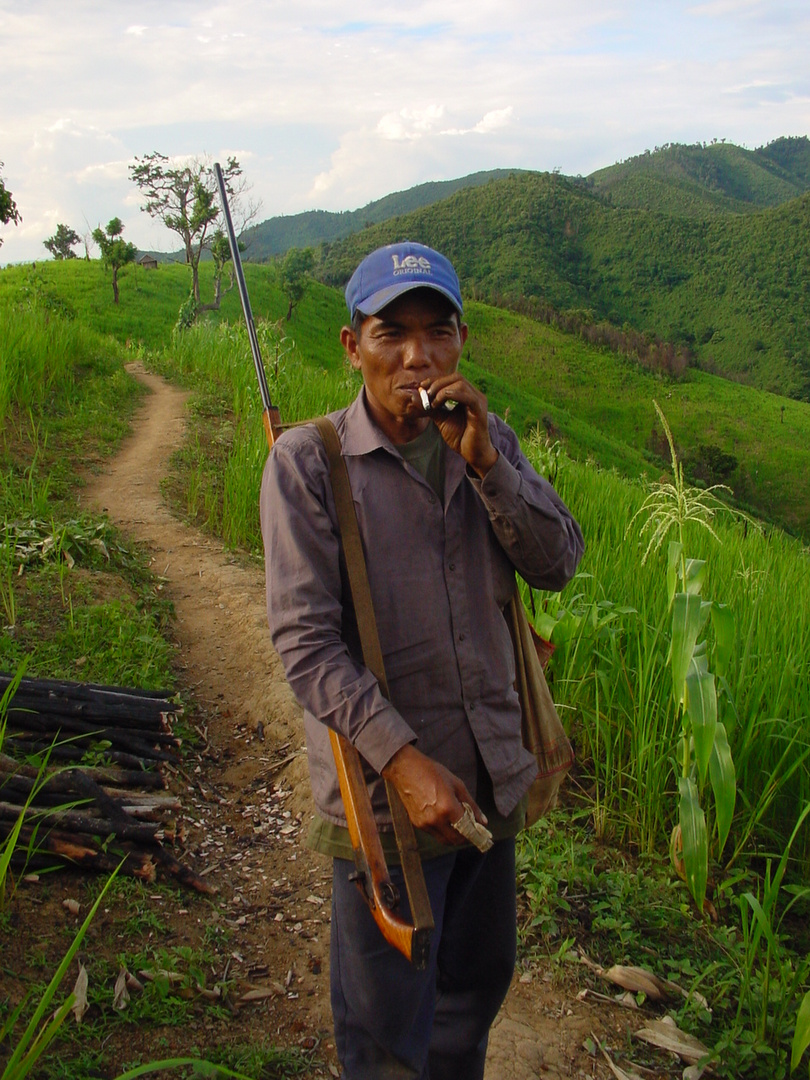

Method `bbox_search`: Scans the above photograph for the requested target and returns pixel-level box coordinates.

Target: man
[261,241,583,1079]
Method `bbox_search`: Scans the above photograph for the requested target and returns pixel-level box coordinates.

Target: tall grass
[533,448,810,869]
[0,307,82,422]
[156,317,810,874]
[155,319,360,551]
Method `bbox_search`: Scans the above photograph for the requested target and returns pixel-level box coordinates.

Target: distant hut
[137,253,158,270]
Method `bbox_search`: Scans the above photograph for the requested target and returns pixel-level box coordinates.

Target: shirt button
[458,633,466,641]
[469,702,476,712]
[448,562,455,571]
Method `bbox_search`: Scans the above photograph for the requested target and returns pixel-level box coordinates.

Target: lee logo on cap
[391,254,431,271]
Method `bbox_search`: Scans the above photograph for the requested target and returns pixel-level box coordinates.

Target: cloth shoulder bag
[505,592,574,827]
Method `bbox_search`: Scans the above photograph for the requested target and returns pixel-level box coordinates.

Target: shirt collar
[340,388,411,457]
[339,388,468,505]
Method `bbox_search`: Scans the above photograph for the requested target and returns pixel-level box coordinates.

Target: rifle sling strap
[314,417,432,931]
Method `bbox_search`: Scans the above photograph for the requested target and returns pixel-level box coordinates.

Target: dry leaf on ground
[633,1016,710,1064]
[72,962,89,1023]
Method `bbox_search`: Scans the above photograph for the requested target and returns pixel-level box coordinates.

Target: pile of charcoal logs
[0,672,214,893]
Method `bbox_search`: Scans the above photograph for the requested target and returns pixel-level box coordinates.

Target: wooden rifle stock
[331,730,431,967]
[214,165,433,968]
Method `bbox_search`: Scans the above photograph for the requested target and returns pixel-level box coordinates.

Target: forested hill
[586,136,810,215]
[240,169,524,260]
[316,170,810,400]
[242,137,810,259]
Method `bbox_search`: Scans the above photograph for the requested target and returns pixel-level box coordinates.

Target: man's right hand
[381,743,487,846]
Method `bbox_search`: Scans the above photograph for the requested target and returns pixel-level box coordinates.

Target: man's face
[340,288,468,444]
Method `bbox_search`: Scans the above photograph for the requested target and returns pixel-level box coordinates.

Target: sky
[1,0,809,264]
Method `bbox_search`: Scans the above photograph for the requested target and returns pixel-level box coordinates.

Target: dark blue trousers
[330,838,517,1080]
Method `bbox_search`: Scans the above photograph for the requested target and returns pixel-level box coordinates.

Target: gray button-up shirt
[260,390,584,828]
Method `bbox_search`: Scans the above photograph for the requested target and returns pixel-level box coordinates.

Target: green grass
[4,258,810,537]
[517,814,810,1079]
[464,300,810,536]
[145,301,810,880]
[533,445,810,865]
[0,293,326,1078]
[3,246,810,1076]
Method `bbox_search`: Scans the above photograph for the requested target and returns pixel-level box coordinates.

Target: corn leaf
[679,777,708,912]
[685,662,717,786]
[671,594,704,708]
[710,602,735,680]
[790,990,810,1073]
[667,541,682,608]
[709,722,736,856]
[684,558,707,596]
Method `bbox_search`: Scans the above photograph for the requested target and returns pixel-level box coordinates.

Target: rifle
[213,164,434,968]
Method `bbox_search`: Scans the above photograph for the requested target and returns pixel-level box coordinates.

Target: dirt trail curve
[84,363,616,1080]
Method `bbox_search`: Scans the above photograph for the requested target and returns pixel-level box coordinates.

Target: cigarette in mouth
[419,387,459,412]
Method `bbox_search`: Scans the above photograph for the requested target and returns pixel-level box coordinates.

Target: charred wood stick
[16,822,204,892]
[151,846,218,895]
[0,752,163,788]
[3,691,175,728]
[0,785,178,826]
[2,734,164,769]
[0,764,165,829]
[5,719,179,763]
[0,780,91,809]
[100,789,181,811]
[5,710,180,747]
[0,761,130,821]
[1,672,174,706]
[0,801,163,845]
[0,756,165,791]
[12,829,158,883]
[0,787,177,830]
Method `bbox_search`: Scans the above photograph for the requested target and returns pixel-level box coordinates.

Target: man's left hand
[420,375,498,478]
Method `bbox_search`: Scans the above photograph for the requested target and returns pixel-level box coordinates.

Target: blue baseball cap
[345,242,463,320]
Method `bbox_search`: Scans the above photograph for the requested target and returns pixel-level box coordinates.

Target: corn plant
[794,990,810,1075]
[630,402,737,912]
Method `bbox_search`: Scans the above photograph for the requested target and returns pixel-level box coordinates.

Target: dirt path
[83,364,626,1079]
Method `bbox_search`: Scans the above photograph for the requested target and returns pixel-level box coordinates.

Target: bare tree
[128,153,257,317]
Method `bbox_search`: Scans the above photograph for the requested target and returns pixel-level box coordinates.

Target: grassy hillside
[317,171,810,399]
[7,240,810,1080]
[3,258,809,537]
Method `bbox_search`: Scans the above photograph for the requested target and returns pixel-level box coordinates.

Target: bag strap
[313,417,432,929]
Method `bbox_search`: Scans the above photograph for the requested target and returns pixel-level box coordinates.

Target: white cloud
[376,106,447,142]
[1,0,809,262]
[442,107,514,137]
[74,160,133,184]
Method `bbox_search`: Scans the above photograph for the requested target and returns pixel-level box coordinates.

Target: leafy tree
[0,161,21,247]
[128,153,255,316]
[44,223,81,260]
[280,247,315,320]
[92,217,136,303]
[209,229,239,309]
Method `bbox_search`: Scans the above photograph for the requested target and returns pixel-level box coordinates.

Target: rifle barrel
[213,162,274,417]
